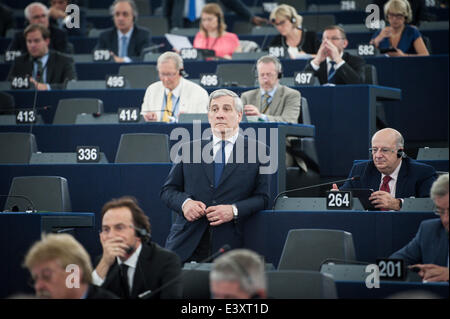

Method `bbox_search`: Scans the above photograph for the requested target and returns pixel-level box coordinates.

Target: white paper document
[165,34,193,51]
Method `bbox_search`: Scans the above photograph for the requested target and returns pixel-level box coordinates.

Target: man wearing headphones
[210,249,267,299]
[92,196,182,299]
[334,128,437,211]
[141,51,209,122]
[95,0,151,63]
[241,55,300,123]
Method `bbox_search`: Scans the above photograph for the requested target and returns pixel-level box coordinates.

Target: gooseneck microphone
[0,194,37,213]
[138,244,231,299]
[272,176,360,210]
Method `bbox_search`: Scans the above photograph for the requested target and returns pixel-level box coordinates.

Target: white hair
[24,2,49,21]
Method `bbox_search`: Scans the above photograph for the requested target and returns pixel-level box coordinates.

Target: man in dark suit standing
[7,24,76,90]
[334,128,437,211]
[95,0,151,63]
[390,173,448,282]
[92,196,182,299]
[161,89,271,263]
[304,25,365,85]
[8,2,70,54]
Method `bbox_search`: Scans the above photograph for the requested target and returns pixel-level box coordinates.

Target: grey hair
[157,51,184,71]
[208,89,243,113]
[210,249,267,295]
[373,128,404,149]
[430,173,449,200]
[110,0,138,20]
[256,55,282,74]
[24,2,49,21]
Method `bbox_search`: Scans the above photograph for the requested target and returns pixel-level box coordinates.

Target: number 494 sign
[326,191,353,210]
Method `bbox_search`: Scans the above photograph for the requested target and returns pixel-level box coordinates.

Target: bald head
[371,128,404,175]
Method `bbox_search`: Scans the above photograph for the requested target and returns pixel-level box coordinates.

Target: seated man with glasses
[303,25,365,85]
[140,51,209,122]
[92,196,182,299]
[333,128,437,211]
[390,173,448,282]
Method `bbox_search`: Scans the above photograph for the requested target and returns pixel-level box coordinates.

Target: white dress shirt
[380,160,402,198]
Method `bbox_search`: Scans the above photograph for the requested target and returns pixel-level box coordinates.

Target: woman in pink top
[193,3,241,59]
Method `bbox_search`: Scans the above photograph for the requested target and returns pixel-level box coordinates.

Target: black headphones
[254,56,283,79]
[133,225,151,242]
[397,149,406,158]
[179,69,188,77]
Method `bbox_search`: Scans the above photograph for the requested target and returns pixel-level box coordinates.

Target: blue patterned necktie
[188,0,196,22]
[120,35,128,57]
[328,61,337,83]
[214,140,226,187]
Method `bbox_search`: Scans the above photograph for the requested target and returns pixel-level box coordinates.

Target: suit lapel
[269,86,283,115]
[201,139,214,186]
[395,159,408,197]
[319,61,328,84]
[130,244,151,298]
[111,29,118,55]
[45,52,54,83]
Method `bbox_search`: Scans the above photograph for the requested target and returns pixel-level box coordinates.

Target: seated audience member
[8,2,70,54]
[95,0,152,63]
[241,55,300,123]
[390,173,448,282]
[370,0,429,56]
[24,233,118,299]
[163,0,267,30]
[0,3,15,37]
[92,196,182,299]
[141,52,209,122]
[304,25,365,85]
[210,249,267,299]
[375,0,430,27]
[7,24,76,90]
[48,0,87,36]
[193,3,241,60]
[334,128,437,211]
[268,4,319,58]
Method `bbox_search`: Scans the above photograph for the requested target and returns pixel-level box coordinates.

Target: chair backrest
[0,91,15,114]
[232,51,265,61]
[142,52,161,62]
[0,132,38,164]
[88,28,108,38]
[278,229,356,271]
[72,54,94,63]
[233,21,253,35]
[363,64,378,85]
[4,176,72,212]
[53,98,104,124]
[137,16,168,36]
[181,269,210,299]
[216,63,255,87]
[303,15,336,32]
[299,97,311,125]
[118,64,158,89]
[281,0,307,11]
[417,147,449,160]
[267,270,337,299]
[115,133,170,163]
[66,80,107,90]
[135,0,152,15]
[170,27,198,37]
[178,113,209,123]
[251,26,279,36]
[29,152,109,164]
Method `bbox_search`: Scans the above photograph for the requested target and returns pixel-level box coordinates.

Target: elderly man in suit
[92,196,182,299]
[390,173,449,282]
[160,89,271,262]
[95,0,151,63]
[7,24,76,90]
[140,51,209,122]
[334,128,437,211]
[8,2,70,54]
[304,25,365,85]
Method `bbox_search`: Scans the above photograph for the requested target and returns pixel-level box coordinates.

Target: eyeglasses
[28,267,58,287]
[387,13,405,19]
[272,20,288,27]
[31,14,48,20]
[369,147,396,155]
[322,37,345,42]
[434,207,449,216]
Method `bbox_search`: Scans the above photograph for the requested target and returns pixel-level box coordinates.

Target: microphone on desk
[138,244,231,299]
[272,176,360,210]
[0,194,37,213]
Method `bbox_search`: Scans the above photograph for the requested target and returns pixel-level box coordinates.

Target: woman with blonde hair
[371,0,429,56]
[193,3,240,59]
[268,4,319,58]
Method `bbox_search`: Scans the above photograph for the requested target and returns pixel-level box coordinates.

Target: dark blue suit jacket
[390,218,448,266]
[160,135,270,262]
[95,26,151,59]
[341,157,437,199]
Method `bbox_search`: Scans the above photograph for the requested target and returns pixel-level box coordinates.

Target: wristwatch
[232,204,238,220]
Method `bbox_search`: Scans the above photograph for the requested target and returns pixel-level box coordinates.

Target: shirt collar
[164,78,182,98]
[260,84,278,98]
[212,129,239,146]
[117,241,142,269]
[117,26,134,39]
[382,160,402,181]
[35,53,49,66]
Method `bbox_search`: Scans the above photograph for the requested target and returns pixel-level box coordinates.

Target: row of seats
[0,132,170,164]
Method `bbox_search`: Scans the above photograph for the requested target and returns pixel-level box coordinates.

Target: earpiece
[397,149,406,158]
[179,69,188,78]
[133,225,151,242]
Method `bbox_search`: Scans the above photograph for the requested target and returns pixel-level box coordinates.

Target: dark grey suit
[95,26,151,59]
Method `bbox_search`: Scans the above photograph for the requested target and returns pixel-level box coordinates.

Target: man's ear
[342,39,348,49]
